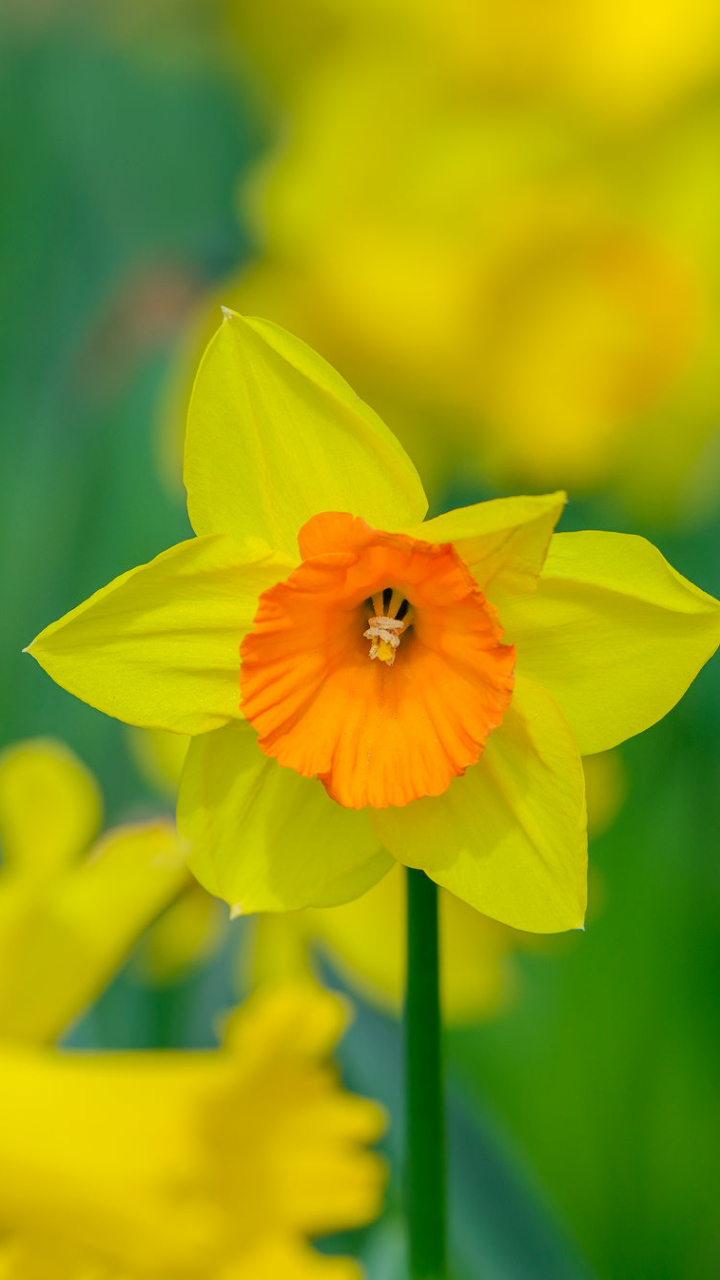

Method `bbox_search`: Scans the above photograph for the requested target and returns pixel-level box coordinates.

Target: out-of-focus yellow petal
[27,534,292,735]
[223,977,350,1063]
[134,882,227,986]
[244,913,316,990]
[0,741,101,879]
[371,676,587,932]
[184,311,428,557]
[0,821,189,1043]
[126,726,190,799]
[217,982,386,1234]
[403,491,565,596]
[0,980,384,1276]
[230,1238,363,1279]
[583,749,627,838]
[0,1047,221,1274]
[179,723,393,912]
[304,862,520,1023]
[502,531,720,754]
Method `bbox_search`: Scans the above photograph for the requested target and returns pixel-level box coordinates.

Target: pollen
[363,589,414,665]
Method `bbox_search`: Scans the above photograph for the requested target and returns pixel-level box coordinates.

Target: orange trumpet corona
[240,513,516,809]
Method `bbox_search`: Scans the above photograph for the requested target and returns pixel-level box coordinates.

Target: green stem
[404,867,447,1280]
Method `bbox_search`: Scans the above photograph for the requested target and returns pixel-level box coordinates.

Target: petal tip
[229,902,243,919]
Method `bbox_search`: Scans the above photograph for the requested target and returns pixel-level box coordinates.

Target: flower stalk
[405,867,447,1279]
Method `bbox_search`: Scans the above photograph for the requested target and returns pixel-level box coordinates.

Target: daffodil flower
[28,313,720,932]
[0,981,385,1279]
[0,738,188,1043]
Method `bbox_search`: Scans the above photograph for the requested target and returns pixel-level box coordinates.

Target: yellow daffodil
[0,980,385,1279]
[27,314,720,933]
[0,738,188,1043]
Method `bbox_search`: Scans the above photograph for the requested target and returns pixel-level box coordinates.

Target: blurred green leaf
[0,18,263,818]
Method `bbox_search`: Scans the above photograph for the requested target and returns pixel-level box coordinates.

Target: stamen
[363,594,414,666]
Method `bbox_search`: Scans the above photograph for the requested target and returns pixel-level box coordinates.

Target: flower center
[240,512,516,809]
[363,587,415,666]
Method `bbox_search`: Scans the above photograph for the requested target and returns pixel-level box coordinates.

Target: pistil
[364,590,414,666]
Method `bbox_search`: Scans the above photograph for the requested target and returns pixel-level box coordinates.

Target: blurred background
[2,1,720,1276]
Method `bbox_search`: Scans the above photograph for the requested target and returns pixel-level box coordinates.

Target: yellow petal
[0,740,101,879]
[184,311,428,557]
[231,1238,363,1279]
[0,1047,227,1272]
[244,913,316,991]
[219,982,386,1236]
[370,676,587,933]
[304,862,521,1024]
[27,534,293,735]
[0,821,189,1043]
[403,491,566,596]
[501,531,720,754]
[134,883,227,986]
[583,749,627,838]
[126,726,190,798]
[0,981,384,1275]
[178,723,393,911]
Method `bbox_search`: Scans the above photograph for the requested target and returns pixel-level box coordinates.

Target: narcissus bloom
[0,981,385,1279]
[0,739,188,1044]
[28,314,720,932]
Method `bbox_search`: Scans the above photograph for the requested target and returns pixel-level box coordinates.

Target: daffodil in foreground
[0,981,385,1280]
[0,738,188,1044]
[28,313,720,931]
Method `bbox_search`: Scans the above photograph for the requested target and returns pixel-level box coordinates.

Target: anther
[364,591,414,666]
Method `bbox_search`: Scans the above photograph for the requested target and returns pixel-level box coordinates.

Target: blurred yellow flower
[0,981,385,1279]
[228,0,720,124]
[124,727,228,987]
[0,743,385,1277]
[126,724,192,801]
[193,0,720,517]
[252,867,520,1024]
[0,738,188,1043]
[28,315,720,937]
